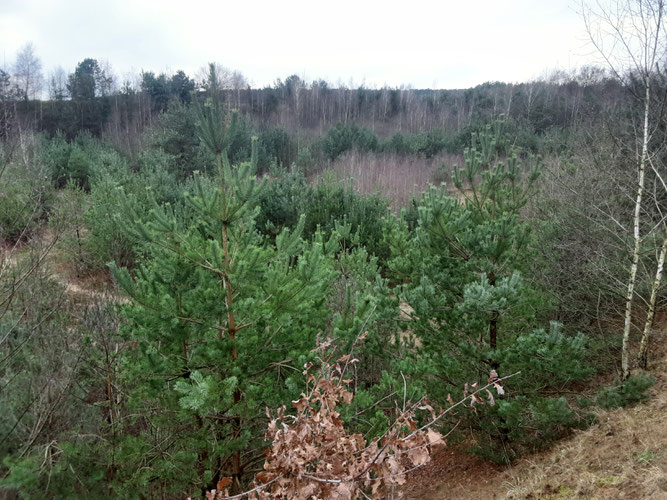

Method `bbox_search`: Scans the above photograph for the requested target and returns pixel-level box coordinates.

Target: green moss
[595,475,622,487]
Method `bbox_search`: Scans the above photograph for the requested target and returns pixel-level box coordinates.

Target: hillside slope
[403,350,667,500]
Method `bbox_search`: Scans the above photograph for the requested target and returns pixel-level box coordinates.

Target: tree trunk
[621,82,650,381]
[638,230,667,369]
[217,152,242,491]
[488,271,500,369]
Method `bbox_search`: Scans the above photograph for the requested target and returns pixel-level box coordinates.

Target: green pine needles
[386,123,592,463]
[107,65,340,495]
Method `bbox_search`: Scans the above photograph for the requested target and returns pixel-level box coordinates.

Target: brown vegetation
[319,151,461,209]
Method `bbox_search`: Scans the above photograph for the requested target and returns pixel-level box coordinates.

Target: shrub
[44,132,120,190]
[494,323,594,389]
[413,129,449,158]
[257,127,297,172]
[468,324,594,463]
[595,374,655,409]
[42,132,73,188]
[255,169,307,237]
[303,178,391,261]
[148,108,257,178]
[255,170,391,260]
[80,175,140,270]
[60,146,92,190]
[321,123,379,160]
[381,129,453,158]
[54,135,188,273]
[134,151,183,205]
[72,161,183,272]
[148,101,206,178]
[382,132,412,155]
[295,146,316,172]
[472,395,592,464]
[0,165,53,244]
[225,113,254,165]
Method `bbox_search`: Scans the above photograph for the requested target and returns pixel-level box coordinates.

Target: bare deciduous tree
[48,66,69,100]
[582,0,667,378]
[13,42,43,101]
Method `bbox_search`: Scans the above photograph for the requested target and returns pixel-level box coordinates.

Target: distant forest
[2,56,625,151]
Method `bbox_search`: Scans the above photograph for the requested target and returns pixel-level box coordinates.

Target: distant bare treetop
[197,62,248,90]
[13,42,43,101]
[48,66,68,100]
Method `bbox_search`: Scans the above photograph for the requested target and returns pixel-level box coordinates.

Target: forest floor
[402,345,667,500]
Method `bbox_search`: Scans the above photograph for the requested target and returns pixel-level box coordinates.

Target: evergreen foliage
[322,122,379,160]
[102,65,343,494]
[256,127,297,172]
[147,101,215,179]
[382,129,455,157]
[255,169,392,260]
[0,162,53,243]
[595,374,655,409]
[386,124,592,462]
[43,132,124,190]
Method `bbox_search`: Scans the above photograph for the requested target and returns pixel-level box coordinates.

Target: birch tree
[638,230,667,367]
[13,42,43,101]
[582,0,666,379]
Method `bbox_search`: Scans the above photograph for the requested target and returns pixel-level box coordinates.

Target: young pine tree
[386,124,592,463]
[108,65,337,496]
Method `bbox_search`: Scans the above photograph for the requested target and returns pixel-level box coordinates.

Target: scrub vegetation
[1,1,666,497]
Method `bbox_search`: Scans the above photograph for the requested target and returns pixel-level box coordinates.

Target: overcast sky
[1,0,600,89]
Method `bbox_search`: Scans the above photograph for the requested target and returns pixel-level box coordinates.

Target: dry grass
[317,150,463,209]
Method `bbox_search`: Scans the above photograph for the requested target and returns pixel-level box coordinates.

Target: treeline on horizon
[1,51,629,161]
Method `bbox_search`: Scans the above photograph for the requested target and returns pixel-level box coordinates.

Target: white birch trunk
[638,230,667,368]
[621,82,650,380]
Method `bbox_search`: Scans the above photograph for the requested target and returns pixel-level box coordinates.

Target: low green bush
[43,132,122,190]
[472,395,593,464]
[255,169,391,260]
[148,101,209,178]
[321,122,379,160]
[255,168,306,237]
[303,178,391,261]
[381,129,455,158]
[595,374,655,409]
[42,132,74,188]
[73,167,184,273]
[0,165,53,244]
[257,127,297,172]
[295,146,316,172]
[80,175,139,270]
[467,324,595,463]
